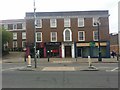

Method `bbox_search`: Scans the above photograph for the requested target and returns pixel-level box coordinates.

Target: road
[2,62,118,88]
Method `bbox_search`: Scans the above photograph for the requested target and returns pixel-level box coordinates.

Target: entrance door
[77,48,82,57]
[65,46,71,57]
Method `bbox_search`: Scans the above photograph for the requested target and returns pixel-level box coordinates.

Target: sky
[0,0,119,33]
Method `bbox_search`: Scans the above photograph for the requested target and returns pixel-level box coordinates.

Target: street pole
[97,21,102,62]
[34,0,37,68]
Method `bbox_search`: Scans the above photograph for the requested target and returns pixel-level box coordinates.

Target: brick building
[110,33,119,54]
[25,10,110,58]
[1,19,26,51]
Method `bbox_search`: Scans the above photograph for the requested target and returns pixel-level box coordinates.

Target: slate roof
[26,10,109,17]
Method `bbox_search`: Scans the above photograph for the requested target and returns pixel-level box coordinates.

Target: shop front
[76,41,110,58]
[45,42,61,58]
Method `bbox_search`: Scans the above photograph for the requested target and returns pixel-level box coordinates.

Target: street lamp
[96,18,102,62]
[34,0,37,68]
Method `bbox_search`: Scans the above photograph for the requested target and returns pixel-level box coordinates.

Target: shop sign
[46,42,61,46]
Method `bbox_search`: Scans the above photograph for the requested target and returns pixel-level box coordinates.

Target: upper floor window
[78,18,84,27]
[22,32,26,39]
[93,31,98,41]
[35,19,42,28]
[13,33,17,40]
[78,31,85,41]
[13,41,17,48]
[2,24,8,29]
[64,18,70,27]
[63,28,72,41]
[93,17,99,26]
[8,24,13,30]
[51,32,57,42]
[17,23,23,29]
[50,19,57,28]
[36,32,42,42]
[8,23,24,30]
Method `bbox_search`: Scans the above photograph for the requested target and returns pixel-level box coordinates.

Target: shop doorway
[77,48,82,57]
[65,46,72,57]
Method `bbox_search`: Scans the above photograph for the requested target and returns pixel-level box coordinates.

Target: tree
[0,27,12,52]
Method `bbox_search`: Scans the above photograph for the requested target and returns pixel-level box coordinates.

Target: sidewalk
[2,57,119,64]
[2,52,119,63]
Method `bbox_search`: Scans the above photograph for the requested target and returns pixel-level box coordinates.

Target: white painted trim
[36,32,42,42]
[72,43,75,58]
[78,31,85,41]
[50,32,57,42]
[61,43,65,58]
[63,28,72,42]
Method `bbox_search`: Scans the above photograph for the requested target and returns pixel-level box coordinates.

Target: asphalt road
[2,64,118,88]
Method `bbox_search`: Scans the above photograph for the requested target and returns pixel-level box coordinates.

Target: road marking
[2,66,26,71]
[42,67,75,71]
[53,61,72,63]
[106,67,119,72]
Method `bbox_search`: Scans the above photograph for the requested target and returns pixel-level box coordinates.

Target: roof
[26,10,109,17]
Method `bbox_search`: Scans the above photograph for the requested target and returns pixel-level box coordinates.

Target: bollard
[27,55,32,67]
[88,56,92,67]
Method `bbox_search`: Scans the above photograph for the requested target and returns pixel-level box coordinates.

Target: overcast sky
[0,0,119,33]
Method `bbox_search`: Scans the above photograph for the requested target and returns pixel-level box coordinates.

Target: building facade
[25,10,110,58]
[1,19,26,51]
[110,33,119,54]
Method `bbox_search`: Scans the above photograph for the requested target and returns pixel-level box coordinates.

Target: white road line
[2,66,26,71]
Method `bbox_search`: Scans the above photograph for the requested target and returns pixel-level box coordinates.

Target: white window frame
[51,32,57,42]
[93,17,99,26]
[64,18,70,27]
[50,19,57,28]
[22,32,26,39]
[78,31,85,41]
[13,41,17,48]
[36,32,42,42]
[63,28,72,41]
[22,41,26,48]
[78,18,84,27]
[35,19,42,28]
[93,31,98,41]
[13,33,17,40]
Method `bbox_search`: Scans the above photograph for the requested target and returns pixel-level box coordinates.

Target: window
[22,41,26,48]
[64,18,70,27]
[2,24,8,29]
[35,19,42,28]
[22,32,26,39]
[36,32,42,42]
[13,41,17,48]
[17,23,23,29]
[8,24,13,30]
[63,28,72,41]
[93,31,98,41]
[51,32,57,42]
[78,31,85,41]
[50,19,57,28]
[13,33,17,40]
[78,18,84,27]
[93,17,98,26]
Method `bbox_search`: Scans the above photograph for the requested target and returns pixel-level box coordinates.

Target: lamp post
[34,0,37,68]
[97,19,102,62]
